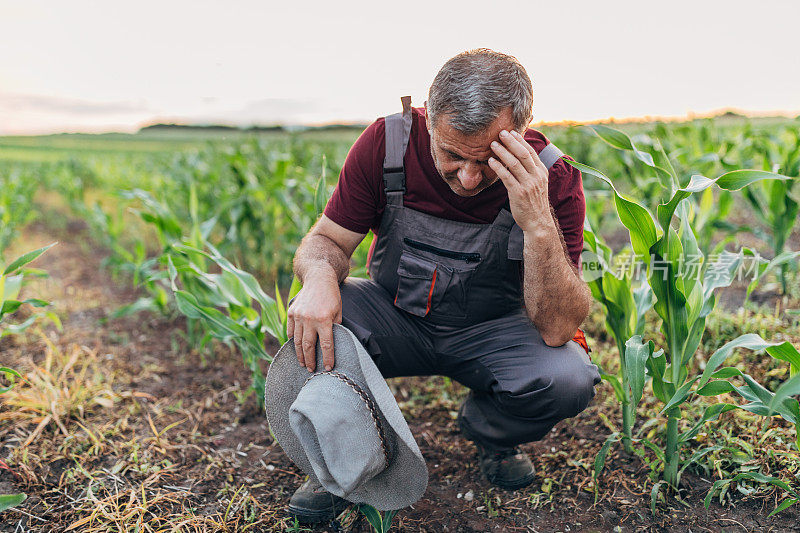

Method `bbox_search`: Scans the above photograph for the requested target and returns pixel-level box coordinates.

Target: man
[285,48,601,521]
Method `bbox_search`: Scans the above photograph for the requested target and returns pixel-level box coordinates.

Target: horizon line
[4,106,798,137]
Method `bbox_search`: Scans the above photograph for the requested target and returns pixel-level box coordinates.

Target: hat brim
[265,323,428,510]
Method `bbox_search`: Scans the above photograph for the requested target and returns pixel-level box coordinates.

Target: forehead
[432,108,516,159]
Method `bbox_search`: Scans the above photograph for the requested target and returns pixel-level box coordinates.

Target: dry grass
[1,335,121,448]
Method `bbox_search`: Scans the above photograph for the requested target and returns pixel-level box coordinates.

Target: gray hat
[265,323,428,510]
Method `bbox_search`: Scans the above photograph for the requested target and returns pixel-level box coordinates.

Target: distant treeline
[138,123,368,134]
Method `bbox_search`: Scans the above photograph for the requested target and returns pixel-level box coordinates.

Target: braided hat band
[304,370,391,466]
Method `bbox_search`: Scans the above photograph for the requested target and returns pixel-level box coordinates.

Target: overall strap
[539,142,564,170]
[382,95,412,206]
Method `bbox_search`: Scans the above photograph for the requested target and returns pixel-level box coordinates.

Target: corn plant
[0,244,58,512]
[568,126,794,495]
[1,244,59,337]
[738,127,800,295]
[358,505,398,532]
[583,218,653,453]
[0,169,38,258]
[164,241,300,404]
[0,366,26,511]
[695,334,800,447]
[112,144,329,402]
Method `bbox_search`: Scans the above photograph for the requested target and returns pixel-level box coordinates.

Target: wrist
[302,263,339,285]
[521,218,557,242]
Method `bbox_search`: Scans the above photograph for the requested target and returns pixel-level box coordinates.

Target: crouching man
[285,48,601,522]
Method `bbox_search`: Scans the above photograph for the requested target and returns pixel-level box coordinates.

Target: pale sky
[1,0,799,135]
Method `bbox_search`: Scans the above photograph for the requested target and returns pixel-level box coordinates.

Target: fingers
[490,140,525,181]
[510,130,546,171]
[491,130,536,177]
[318,326,335,372]
[488,156,519,192]
[292,319,304,367]
[285,285,342,373]
[302,325,317,372]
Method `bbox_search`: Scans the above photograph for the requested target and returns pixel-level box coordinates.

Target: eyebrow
[444,148,489,165]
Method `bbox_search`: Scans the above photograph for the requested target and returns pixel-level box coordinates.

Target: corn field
[1,116,799,530]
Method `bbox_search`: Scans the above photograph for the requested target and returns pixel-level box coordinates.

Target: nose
[457,162,483,190]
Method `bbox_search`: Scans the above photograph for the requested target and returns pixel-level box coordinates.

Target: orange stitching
[425,268,437,315]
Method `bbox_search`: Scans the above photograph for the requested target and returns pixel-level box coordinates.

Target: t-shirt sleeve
[323,119,383,234]
[551,156,585,271]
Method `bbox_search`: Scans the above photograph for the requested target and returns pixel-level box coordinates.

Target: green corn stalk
[0,244,59,511]
[583,218,653,453]
[0,366,26,509]
[0,169,38,258]
[0,366,26,510]
[739,128,800,295]
[694,335,800,445]
[358,504,398,533]
[582,124,744,258]
[706,123,800,294]
[118,142,334,401]
[164,239,304,404]
[567,125,793,492]
[0,244,60,337]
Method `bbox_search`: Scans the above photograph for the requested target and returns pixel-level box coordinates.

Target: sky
[1,0,799,135]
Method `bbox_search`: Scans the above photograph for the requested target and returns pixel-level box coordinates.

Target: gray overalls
[333,97,599,450]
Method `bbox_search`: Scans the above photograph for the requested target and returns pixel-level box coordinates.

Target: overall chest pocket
[394,239,482,319]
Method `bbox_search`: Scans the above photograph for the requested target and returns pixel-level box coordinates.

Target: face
[426,107,518,197]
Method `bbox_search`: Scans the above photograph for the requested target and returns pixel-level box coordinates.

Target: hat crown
[266,323,428,510]
[288,371,391,500]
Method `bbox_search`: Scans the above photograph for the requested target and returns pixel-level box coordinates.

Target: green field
[1,116,799,530]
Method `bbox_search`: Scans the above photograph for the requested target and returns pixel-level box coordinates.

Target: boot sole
[287,499,350,523]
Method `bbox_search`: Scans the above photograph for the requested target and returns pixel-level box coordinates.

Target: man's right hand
[286,267,342,373]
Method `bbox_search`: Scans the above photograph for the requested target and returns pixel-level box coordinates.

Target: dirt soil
[1,220,799,532]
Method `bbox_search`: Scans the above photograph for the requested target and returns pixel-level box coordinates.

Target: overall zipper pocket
[403,237,481,263]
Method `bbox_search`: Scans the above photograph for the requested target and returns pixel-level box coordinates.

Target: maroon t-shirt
[324,107,585,269]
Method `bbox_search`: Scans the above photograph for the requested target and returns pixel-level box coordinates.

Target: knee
[547,353,601,418]
[497,344,600,420]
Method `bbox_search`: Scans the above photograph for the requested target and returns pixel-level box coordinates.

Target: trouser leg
[435,309,602,450]
[335,277,437,378]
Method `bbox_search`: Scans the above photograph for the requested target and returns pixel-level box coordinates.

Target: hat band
[304,370,390,466]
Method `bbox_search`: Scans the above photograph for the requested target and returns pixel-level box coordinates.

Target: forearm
[293,233,351,285]
[521,217,591,346]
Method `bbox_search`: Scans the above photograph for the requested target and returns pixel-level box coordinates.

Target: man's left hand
[488,129,552,234]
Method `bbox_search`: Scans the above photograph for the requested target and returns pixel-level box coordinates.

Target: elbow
[541,329,576,348]
[540,293,592,348]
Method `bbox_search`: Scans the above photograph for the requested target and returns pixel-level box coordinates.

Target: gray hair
[427,49,533,136]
